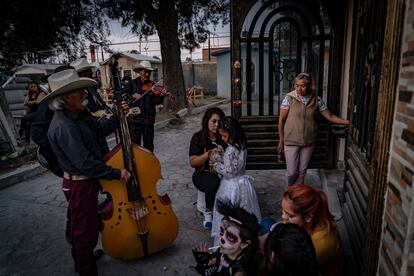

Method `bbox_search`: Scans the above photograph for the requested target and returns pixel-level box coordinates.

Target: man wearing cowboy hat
[125,60,164,152]
[70,57,109,113]
[46,69,130,276]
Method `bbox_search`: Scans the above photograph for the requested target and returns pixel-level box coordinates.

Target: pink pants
[284,145,315,185]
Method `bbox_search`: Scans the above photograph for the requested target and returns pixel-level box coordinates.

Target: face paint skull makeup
[219,219,249,260]
[192,200,260,276]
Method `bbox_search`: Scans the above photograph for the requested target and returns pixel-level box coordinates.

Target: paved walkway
[0,102,327,276]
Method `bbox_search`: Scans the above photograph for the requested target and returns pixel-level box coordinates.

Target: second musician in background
[124,60,164,152]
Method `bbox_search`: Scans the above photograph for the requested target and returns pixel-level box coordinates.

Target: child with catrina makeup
[209,116,262,246]
[192,200,260,276]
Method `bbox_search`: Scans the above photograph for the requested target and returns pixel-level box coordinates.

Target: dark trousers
[21,112,35,143]
[129,122,154,152]
[192,170,221,210]
[63,178,99,276]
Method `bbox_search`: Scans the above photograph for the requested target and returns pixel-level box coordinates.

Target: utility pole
[208,32,211,61]
[100,44,104,62]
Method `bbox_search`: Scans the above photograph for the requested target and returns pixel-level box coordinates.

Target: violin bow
[135,78,164,100]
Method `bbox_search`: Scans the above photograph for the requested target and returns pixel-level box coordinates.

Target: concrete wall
[182,61,217,95]
[379,1,414,274]
[216,52,231,98]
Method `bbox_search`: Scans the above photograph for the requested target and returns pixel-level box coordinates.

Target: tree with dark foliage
[0,0,109,69]
[0,0,229,112]
[97,0,229,111]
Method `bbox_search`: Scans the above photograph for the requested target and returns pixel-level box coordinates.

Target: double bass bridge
[127,204,149,221]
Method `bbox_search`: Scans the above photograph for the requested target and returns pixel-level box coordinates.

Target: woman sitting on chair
[189,107,226,230]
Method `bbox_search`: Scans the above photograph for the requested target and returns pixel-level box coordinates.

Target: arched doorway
[231,0,344,169]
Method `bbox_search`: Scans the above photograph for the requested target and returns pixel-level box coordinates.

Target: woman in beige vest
[277,73,349,185]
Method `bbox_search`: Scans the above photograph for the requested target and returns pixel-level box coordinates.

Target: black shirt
[30,101,52,147]
[31,90,110,151]
[189,130,227,171]
[47,108,120,180]
[124,77,164,125]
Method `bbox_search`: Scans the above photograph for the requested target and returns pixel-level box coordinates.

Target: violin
[138,79,175,101]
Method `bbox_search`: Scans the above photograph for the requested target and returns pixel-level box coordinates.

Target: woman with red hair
[281,184,344,276]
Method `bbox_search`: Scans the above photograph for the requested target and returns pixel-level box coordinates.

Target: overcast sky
[95,20,230,62]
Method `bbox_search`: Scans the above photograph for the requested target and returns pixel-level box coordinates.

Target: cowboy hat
[133,60,154,72]
[40,64,75,83]
[42,69,97,101]
[70,58,96,73]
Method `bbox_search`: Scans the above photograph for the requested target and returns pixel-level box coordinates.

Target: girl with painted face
[192,200,259,276]
[210,116,261,246]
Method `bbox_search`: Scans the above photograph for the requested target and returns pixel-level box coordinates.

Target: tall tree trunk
[154,9,186,112]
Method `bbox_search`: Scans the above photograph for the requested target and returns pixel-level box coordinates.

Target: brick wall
[379,1,414,274]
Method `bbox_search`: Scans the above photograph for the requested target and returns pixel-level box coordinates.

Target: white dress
[211,144,262,244]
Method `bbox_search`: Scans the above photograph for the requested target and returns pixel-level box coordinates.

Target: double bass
[100,56,179,260]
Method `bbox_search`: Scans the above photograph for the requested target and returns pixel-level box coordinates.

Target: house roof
[14,63,62,76]
[211,48,231,56]
[100,52,162,65]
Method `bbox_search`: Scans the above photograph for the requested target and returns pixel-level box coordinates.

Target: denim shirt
[47,108,121,180]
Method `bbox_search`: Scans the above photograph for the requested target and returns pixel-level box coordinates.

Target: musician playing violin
[125,60,165,152]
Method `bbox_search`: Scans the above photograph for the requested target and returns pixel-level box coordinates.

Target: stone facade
[379,1,414,274]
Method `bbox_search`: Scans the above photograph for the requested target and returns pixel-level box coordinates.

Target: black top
[32,102,115,155]
[26,92,45,114]
[189,130,227,171]
[193,249,247,276]
[30,101,53,147]
[47,108,120,180]
[124,77,164,125]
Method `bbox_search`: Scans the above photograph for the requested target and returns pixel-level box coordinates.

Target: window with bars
[122,69,132,79]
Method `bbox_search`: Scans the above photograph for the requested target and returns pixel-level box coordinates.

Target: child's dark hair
[218,116,247,149]
[201,107,225,147]
[263,223,320,276]
[216,199,260,241]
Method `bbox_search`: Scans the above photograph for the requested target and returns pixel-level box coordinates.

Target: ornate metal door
[343,0,389,273]
[231,0,342,169]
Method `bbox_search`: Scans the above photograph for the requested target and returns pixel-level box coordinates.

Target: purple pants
[62,178,99,276]
[284,145,315,185]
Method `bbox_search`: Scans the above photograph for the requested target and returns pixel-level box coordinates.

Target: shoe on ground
[203,212,212,230]
[203,221,212,230]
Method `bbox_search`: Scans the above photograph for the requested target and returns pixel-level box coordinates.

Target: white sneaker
[203,212,212,230]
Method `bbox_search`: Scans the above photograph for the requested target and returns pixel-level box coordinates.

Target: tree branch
[134,0,160,25]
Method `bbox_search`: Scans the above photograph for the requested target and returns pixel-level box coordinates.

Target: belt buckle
[64,172,88,181]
